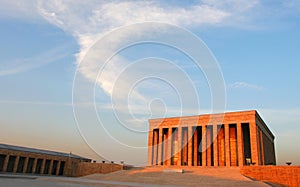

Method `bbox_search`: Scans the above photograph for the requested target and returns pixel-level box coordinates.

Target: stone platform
[81,166,269,187]
[0,167,275,187]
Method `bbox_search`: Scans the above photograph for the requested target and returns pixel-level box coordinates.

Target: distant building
[0,143,91,176]
[147,110,276,167]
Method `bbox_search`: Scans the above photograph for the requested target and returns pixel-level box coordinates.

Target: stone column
[188,126,193,166]
[147,129,153,166]
[153,130,158,165]
[22,157,29,173]
[163,128,171,165]
[237,123,244,166]
[201,126,207,166]
[167,127,172,166]
[56,161,61,175]
[218,126,225,166]
[249,122,259,165]
[157,128,163,165]
[2,155,9,172]
[225,124,231,167]
[13,156,20,173]
[40,159,46,174]
[193,127,199,166]
[177,127,182,166]
[213,125,218,166]
[229,125,237,166]
[32,158,37,173]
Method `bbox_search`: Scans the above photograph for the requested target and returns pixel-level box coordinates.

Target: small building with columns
[0,143,91,176]
[147,110,276,167]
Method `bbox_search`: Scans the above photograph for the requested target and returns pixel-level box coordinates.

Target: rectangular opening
[242,123,251,165]
[197,126,202,166]
[191,126,197,166]
[58,161,65,176]
[35,159,43,174]
[44,159,51,174]
[206,125,214,166]
[16,157,26,173]
[51,160,58,175]
[7,156,16,172]
[0,154,6,172]
[26,158,35,173]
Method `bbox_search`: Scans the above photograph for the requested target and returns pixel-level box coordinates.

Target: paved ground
[82,166,270,187]
[0,167,270,187]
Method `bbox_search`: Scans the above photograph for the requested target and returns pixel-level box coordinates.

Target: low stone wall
[75,162,123,177]
[240,166,300,187]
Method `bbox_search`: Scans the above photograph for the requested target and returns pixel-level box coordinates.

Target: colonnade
[148,122,262,167]
[0,154,66,175]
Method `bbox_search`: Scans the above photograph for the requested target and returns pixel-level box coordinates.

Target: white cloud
[0,0,264,80]
[200,0,259,12]
[0,1,40,21]
[2,0,300,164]
[228,81,264,90]
[0,0,265,125]
[35,0,232,77]
[33,1,242,127]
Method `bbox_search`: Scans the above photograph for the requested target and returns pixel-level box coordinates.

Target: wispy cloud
[228,81,264,90]
[0,43,73,76]
[0,0,274,82]
[0,1,40,21]
[35,1,232,90]
[0,0,287,126]
[36,1,229,33]
[32,0,261,125]
[0,100,71,106]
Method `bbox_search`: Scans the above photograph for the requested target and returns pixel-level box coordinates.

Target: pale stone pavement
[0,167,272,187]
[81,166,271,187]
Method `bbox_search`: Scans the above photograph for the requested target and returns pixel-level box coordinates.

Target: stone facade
[240,166,300,187]
[75,162,124,177]
[0,144,91,176]
[0,144,124,177]
[147,110,276,167]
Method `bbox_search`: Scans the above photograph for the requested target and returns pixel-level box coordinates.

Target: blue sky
[0,0,300,166]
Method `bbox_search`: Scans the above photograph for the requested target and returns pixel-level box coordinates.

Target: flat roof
[0,143,91,161]
[149,110,257,121]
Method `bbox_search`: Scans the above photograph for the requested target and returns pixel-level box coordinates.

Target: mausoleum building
[147,110,276,167]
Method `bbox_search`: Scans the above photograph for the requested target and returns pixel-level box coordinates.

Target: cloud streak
[0,0,267,81]
[32,1,261,126]
[0,43,73,76]
[228,81,264,90]
[0,0,272,125]
[0,100,71,106]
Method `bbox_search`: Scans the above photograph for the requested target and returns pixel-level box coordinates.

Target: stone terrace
[80,166,270,187]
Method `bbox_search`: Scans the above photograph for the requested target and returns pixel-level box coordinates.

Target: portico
[147,110,276,167]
